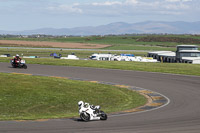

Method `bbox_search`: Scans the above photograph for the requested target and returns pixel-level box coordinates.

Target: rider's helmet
[95,105,100,110]
[78,101,84,107]
[16,54,19,58]
[84,102,89,108]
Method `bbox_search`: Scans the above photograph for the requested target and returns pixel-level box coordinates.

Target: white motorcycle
[78,102,107,122]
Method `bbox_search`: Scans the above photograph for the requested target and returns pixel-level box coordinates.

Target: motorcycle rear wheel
[80,112,90,122]
[12,63,16,68]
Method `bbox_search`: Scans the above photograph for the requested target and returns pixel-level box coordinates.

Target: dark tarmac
[0,62,200,133]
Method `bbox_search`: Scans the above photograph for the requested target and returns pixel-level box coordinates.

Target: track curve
[0,62,200,133]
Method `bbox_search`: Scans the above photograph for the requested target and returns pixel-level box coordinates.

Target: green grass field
[0,73,146,120]
[0,57,199,76]
[1,34,199,51]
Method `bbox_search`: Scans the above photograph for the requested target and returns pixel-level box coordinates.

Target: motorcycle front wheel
[80,112,90,122]
[100,111,107,120]
[23,64,27,69]
[12,64,16,68]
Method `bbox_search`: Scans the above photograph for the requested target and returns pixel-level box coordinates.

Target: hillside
[0,21,200,35]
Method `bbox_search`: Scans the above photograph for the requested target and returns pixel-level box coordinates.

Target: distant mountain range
[1,21,200,35]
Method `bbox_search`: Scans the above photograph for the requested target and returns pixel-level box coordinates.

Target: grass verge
[0,57,200,76]
[0,73,146,120]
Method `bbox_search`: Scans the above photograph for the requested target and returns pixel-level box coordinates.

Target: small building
[176,45,199,62]
[178,50,200,63]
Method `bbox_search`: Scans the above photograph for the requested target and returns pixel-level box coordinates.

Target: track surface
[0,62,200,133]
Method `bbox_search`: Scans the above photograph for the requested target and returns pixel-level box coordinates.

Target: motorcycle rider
[78,101,100,115]
[13,54,22,67]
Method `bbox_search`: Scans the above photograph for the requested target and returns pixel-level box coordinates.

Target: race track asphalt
[0,62,200,133]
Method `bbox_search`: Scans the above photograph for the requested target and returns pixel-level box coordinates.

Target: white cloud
[91,0,139,6]
[164,3,189,10]
[73,3,80,6]
[47,4,82,13]
[165,0,192,2]
[165,0,181,2]
[159,11,182,15]
[125,0,138,5]
[92,1,122,6]
[45,0,197,20]
[82,0,194,17]
[182,0,192,2]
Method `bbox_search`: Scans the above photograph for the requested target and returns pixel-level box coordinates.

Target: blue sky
[0,0,199,31]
